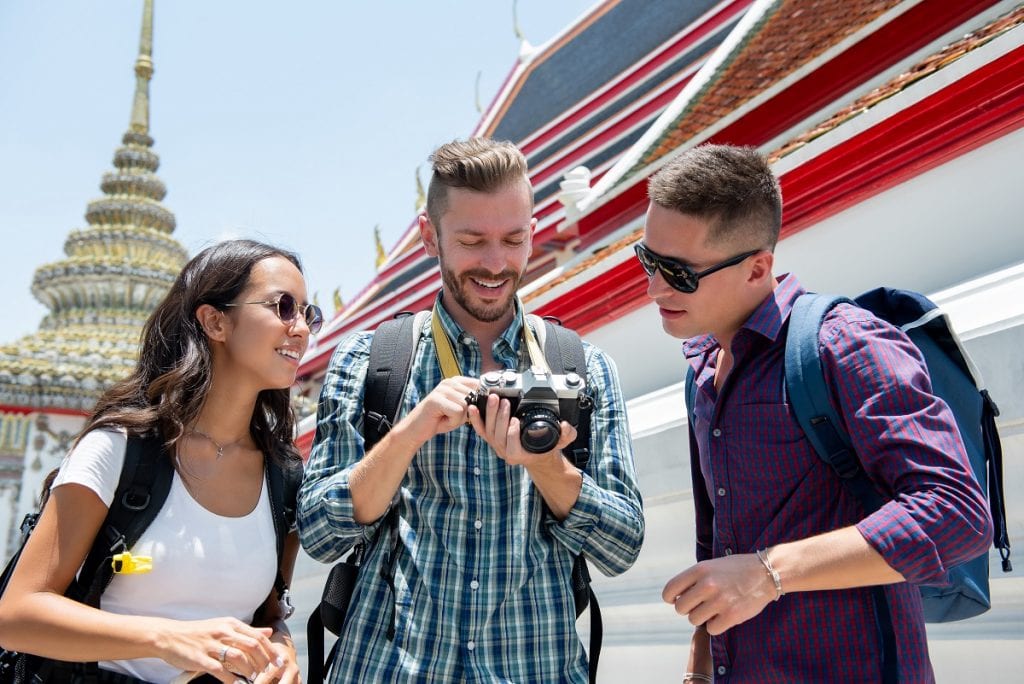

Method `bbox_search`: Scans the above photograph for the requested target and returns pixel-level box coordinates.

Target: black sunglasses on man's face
[633,242,761,294]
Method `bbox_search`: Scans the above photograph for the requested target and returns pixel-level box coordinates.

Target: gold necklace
[189,428,246,459]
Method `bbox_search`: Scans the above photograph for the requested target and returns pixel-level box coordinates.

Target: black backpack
[0,433,301,684]
[305,312,603,684]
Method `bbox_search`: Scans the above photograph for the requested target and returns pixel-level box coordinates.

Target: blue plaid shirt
[685,275,991,683]
[298,297,644,683]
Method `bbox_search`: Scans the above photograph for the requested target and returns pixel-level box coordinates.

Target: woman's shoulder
[51,427,130,507]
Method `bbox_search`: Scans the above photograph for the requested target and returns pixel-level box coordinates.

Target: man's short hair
[426,138,531,230]
[648,144,782,250]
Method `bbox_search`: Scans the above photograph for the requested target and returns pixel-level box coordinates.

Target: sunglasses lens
[634,244,657,276]
[306,305,324,334]
[276,293,298,322]
[636,244,698,293]
[672,270,698,293]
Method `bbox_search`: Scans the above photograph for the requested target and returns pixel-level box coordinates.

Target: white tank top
[53,428,277,683]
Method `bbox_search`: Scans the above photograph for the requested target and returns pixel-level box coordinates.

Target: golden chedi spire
[0,0,186,416]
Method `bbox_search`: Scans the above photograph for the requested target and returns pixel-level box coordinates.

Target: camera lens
[516,405,562,454]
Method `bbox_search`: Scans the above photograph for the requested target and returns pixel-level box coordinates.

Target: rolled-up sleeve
[545,344,645,577]
[297,332,382,562]
[820,311,992,585]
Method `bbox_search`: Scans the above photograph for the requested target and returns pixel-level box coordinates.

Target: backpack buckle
[827,448,860,479]
[121,487,151,511]
[365,411,392,437]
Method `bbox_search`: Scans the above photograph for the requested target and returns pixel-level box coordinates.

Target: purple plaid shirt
[683,274,992,683]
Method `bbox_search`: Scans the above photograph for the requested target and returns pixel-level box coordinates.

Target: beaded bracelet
[756,548,784,600]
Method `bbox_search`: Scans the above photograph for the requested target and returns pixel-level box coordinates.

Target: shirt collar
[432,292,525,350]
[680,273,806,358]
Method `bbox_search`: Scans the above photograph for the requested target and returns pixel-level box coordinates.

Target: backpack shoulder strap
[532,315,592,471]
[684,366,697,428]
[532,314,600,684]
[357,310,429,645]
[784,293,884,512]
[363,311,430,451]
[77,434,174,607]
[266,455,302,557]
[266,454,302,619]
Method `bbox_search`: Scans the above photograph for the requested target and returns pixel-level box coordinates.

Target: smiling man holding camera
[297,138,644,683]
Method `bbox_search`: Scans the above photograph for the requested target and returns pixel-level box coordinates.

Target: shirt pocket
[727,403,816,492]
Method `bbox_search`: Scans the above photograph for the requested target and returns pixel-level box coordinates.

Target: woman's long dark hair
[81,239,303,465]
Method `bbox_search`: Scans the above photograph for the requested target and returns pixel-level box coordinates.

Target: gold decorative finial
[333,287,345,313]
[129,0,154,135]
[513,0,524,41]
[415,165,426,213]
[374,225,387,269]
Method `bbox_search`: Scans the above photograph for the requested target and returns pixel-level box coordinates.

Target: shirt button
[470,580,479,590]
[717,487,726,497]
[467,641,476,652]
[718,665,727,676]
[473,466,481,476]
[474,519,483,530]
[712,428,722,437]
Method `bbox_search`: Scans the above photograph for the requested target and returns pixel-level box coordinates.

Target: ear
[419,214,439,258]
[195,303,229,343]
[748,250,775,286]
[528,217,537,257]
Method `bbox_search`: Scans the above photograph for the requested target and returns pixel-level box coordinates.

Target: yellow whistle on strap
[111,551,153,574]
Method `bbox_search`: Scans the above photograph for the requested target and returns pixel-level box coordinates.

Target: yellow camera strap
[431,301,549,379]
[522,316,551,374]
[431,303,462,379]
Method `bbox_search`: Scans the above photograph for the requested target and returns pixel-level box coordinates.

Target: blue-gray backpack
[686,288,1011,684]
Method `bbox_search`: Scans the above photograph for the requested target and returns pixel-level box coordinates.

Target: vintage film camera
[466,368,592,454]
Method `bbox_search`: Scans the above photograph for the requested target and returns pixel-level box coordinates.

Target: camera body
[467,368,590,453]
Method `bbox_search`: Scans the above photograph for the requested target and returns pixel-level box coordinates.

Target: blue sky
[0,0,598,344]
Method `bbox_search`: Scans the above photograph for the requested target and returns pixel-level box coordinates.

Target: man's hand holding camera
[466,390,578,467]
[401,376,481,448]
[465,369,588,520]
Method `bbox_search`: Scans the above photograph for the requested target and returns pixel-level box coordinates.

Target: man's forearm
[349,419,425,524]
[526,454,583,520]
[768,525,905,593]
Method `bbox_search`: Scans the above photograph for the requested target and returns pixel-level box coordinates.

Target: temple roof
[0,0,186,414]
[525,2,1024,333]
[636,0,906,171]
[582,0,1006,206]
[301,0,745,378]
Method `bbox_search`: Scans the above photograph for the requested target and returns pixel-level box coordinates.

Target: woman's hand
[152,617,279,684]
[256,637,299,684]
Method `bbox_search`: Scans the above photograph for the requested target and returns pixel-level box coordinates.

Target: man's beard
[440,263,521,323]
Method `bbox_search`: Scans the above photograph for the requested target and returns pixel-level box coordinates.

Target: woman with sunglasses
[0,239,323,684]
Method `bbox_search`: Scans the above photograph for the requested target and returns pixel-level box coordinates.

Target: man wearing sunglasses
[642,144,990,683]
[298,138,644,683]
